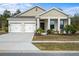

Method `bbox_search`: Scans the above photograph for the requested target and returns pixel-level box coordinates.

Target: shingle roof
[14,6,45,17]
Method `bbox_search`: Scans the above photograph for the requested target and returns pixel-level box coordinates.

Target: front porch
[36,17,71,34]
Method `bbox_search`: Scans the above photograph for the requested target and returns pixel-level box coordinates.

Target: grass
[33,43,79,51]
[0,32,7,35]
[33,34,79,41]
[0,30,7,35]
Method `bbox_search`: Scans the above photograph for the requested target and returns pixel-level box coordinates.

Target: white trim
[7,18,35,21]
[40,17,68,19]
[9,21,36,24]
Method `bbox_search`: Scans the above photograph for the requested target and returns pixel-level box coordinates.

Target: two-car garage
[9,23,36,33]
[8,18,36,33]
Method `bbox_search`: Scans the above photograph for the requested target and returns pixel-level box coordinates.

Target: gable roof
[38,7,70,17]
[14,6,45,17]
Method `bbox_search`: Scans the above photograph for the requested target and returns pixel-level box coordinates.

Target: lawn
[33,43,79,51]
[0,31,7,35]
[0,32,7,35]
[33,34,79,41]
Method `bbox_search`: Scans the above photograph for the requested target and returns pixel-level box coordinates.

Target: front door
[40,22,45,30]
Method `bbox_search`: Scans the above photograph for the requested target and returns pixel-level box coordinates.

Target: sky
[0,3,79,16]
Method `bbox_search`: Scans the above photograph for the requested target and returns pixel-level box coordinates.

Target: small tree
[13,9,21,16]
[0,9,11,32]
[71,13,79,30]
[3,9,11,18]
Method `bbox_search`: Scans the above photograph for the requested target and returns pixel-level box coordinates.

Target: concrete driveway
[0,33,39,52]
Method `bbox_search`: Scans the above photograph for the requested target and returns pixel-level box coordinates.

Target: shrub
[64,25,71,34]
[69,25,77,34]
[64,25,77,34]
[36,28,44,35]
[47,29,52,35]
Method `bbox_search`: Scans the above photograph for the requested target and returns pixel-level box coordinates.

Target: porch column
[68,18,71,25]
[58,18,60,34]
[48,18,50,29]
[37,18,40,29]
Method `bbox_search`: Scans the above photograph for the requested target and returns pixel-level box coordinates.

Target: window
[60,20,64,29]
[50,20,54,29]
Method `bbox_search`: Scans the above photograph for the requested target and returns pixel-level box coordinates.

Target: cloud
[25,4,33,7]
[63,7,79,16]
[0,3,79,16]
[0,3,33,14]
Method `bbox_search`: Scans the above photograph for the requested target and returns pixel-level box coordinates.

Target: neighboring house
[7,6,71,33]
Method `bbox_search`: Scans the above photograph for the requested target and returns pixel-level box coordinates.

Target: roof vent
[36,8,38,11]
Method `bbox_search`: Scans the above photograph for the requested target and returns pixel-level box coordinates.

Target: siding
[8,18,36,21]
[8,18,36,24]
[20,7,44,16]
[40,9,67,18]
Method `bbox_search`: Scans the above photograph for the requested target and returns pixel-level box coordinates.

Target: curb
[0,50,79,53]
[32,41,79,43]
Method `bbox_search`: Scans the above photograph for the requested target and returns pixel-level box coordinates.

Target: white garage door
[10,24,22,32]
[24,24,36,32]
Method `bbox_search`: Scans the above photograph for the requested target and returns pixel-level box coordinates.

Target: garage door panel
[10,24,22,32]
[24,24,36,32]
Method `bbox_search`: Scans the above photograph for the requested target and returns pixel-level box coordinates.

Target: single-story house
[8,6,71,34]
